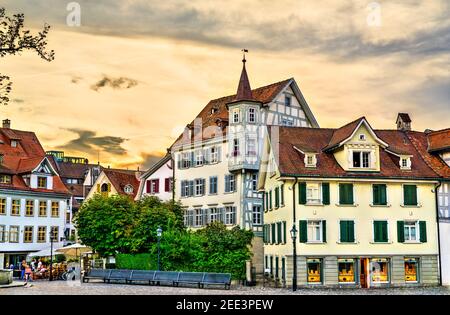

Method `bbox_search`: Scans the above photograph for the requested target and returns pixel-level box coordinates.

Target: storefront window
[405,258,419,283]
[307,259,322,283]
[371,258,390,283]
[338,259,356,283]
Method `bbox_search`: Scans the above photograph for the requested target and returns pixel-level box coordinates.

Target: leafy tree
[0,7,55,105]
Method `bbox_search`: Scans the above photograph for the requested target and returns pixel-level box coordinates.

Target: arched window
[101,183,109,192]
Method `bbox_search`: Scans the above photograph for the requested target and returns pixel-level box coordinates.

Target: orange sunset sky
[1,0,449,170]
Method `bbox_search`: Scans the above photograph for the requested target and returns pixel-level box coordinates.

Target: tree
[0,7,55,105]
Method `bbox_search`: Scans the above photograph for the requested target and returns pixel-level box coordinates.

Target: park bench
[128,270,156,285]
[106,269,133,284]
[202,272,231,289]
[82,268,111,283]
[153,271,179,286]
[175,272,205,288]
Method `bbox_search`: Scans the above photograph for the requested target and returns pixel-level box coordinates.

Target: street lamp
[157,226,162,271]
[49,230,55,281]
[290,225,298,291]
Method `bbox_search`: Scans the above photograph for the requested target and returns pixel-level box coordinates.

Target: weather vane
[242,49,249,63]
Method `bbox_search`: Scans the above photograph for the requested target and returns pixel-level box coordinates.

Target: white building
[170,57,319,273]
[135,154,173,201]
[0,119,69,269]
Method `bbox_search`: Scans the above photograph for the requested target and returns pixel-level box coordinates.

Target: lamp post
[157,226,162,271]
[49,230,54,281]
[290,225,298,291]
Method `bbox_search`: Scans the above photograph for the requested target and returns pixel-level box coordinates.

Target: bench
[82,269,110,283]
[202,273,231,289]
[153,271,180,286]
[128,270,156,285]
[106,269,133,284]
[175,272,205,288]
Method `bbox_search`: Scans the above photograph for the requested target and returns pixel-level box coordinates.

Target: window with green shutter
[299,220,307,243]
[322,183,330,205]
[269,190,273,210]
[339,184,354,205]
[397,221,405,243]
[419,221,427,243]
[374,221,388,242]
[404,185,418,206]
[271,223,276,244]
[275,187,280,208]
[340,220,355,243]
[280,184,285,206]
[373,184,387,205]
[283,221,287,244]
[277,222,282,244]
[299,182,307,205]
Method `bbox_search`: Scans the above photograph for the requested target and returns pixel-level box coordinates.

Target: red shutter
[165,178,170,192]
[146,180,151,193]
[154,179,160,193]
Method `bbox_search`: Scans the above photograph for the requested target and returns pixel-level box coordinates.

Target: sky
[1,0,449,170]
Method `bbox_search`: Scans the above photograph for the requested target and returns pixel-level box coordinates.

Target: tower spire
[235,49,254,101]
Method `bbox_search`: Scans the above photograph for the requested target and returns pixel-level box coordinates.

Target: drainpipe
[435,181,443,286]
[292,177,299,291]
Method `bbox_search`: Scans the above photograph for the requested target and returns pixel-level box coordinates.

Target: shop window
[405,258,419,283]
[338,259,356,283]
[307,258,322,283]
[371,258,390,283]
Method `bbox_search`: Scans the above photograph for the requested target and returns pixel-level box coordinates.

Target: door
[360,258,368,288]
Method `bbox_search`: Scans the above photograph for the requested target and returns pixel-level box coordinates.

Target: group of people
[6,259,49,282]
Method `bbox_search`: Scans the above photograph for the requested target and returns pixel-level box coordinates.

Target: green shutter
[263,225,266,243]
[299,182,307,205]
[283,221,287,244]
[322,183,330,205]
[380,185,387,205]
[374,221,388,242]
[373,184,379,204]
[397,221,405,243]
[322,220,326,243]
[269,191,273,209]
[275,187,279,208]
[280,184,285,206]
[404,185,417,206]
[373,184,387,205]
[340,221,348,242]
[348,221,355,243]
[299,220,307,243]
[420,221,427,243]
[277,222,282,244]
[339,184,354,205]
[271,223,276,244]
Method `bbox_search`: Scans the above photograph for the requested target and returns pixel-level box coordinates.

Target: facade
[259,116,443,288]
[135,154,173,201]
[170,57,318,273]
[0,119,70,269]
[85,168,140,200]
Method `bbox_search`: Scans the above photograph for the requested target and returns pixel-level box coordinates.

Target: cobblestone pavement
[1,280,449,295]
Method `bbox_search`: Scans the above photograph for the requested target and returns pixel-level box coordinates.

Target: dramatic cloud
[60,129,128,156]
[91,76,138,92]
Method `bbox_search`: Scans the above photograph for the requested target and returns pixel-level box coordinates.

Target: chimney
[2,119,11,129]
[396,113,411,131]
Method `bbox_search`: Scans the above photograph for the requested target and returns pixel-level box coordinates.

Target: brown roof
[103,169,140,199]
[272,125,442,179]
[323,117,365,151]
[172,78,292,147]
[427,128,450,153]
[235,61,254,102]
[398,113,412,123]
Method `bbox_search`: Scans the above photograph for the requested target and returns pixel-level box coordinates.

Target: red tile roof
[323,117,365,151]
[103,169,140,199]
[427,128,450,153]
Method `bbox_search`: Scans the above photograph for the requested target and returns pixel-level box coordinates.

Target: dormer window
[124,184,134,195]
[0,175,12,184]
[211,107,218,114]
[11,140,18,147]
[359,134,366,141]
[232,109,240,123]
[353,151,371,168]
[37,176,47,189]
[304,154,317,168]
[400,156,412,170]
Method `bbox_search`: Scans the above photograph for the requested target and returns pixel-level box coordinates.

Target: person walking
[20,260,26,280]
[24,264,33,283]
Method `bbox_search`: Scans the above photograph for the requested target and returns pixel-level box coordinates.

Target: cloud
[114,152,165,170]
[60,129,128,155]
[91,76,138,91]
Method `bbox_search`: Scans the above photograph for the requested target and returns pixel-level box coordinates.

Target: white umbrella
[55,243,91,257]
[27,246,63,260]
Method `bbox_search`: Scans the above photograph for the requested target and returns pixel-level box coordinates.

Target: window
[181,152,191,169]
[339,184,354,205]
[405,258,419,283]
[0,175,12,184]
[24,226,33,243]
[307,259,322,283]
[195,179,205,196]
[66,212,71,224]
[403,185,418,206]
[252,206,262,225]
[232,139,240,157]
[372,184,387,205]
[402,158,408,168]
[25,200,34,216]
[307,155,313,165]
[371,258,390,283]
[39,201,47,217]
[352,151,371,168]
[209,176,218,195]
[38,176,47,189]
[285,95,292,107]
[195,150,204,167]
[307,220,323,243]
[0,198,6,215]
[11,140,18,147]
[281,118,294,126]
[209,208,219,223]
[51,202,59,217]
[50,226,59,241]
[225,206,236,225]
[247,138,256,156]
[210,147,218,164]
[66,178,78,184]
[373,221,388,243]
[9,226,19,243]
[37,226,47,243]
[164,178,173,192]
[181,181,192,198]
[248,108,256,123]
[11,199,20,216]
[225,175,236,193]
[0,225,5,243]
[404,221,419,242]
[338,259,356,283]
[232,109,240,123]
[251,174,258,191]
[359,134,366,141]
[306,183,321,204]
[124,185,134,195]
[184,210,193,227]
[146,179,159,194]
[194,209,204,227]
[339,220,355,243]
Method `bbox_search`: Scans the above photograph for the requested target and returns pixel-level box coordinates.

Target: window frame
[248,107,256,123]
[209,176,218,195]
[9,225,19,243]
[306,182,322,205]
[0,198,6,215]
[372,184,388,206]
[0,224,5,243]
[25,200,34,217]
[224,206,236,225]
[404,220,420,243]
[11,199,20,216]
[307,220,323,243]
[37,176,48,189]
[23,226,34,243]
[51,201,60,218]
[39,201,47,217]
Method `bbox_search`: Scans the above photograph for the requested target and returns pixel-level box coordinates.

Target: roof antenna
[97,150,100,165]
[242,49,248,64]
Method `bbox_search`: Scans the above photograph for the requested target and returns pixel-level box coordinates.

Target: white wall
[141,160,173,201]
[440,222,450,286]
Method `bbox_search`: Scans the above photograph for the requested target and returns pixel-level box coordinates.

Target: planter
[0,270,13,285]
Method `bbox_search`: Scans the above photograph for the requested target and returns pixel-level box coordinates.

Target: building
[170,56,319,274]
[46,151,102,241]
[85,168,140,200]
[135,154,173,202]
[0,119,70,269]
[259,115,442,288]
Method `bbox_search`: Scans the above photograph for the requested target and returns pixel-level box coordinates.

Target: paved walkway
[1,280,449,295]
